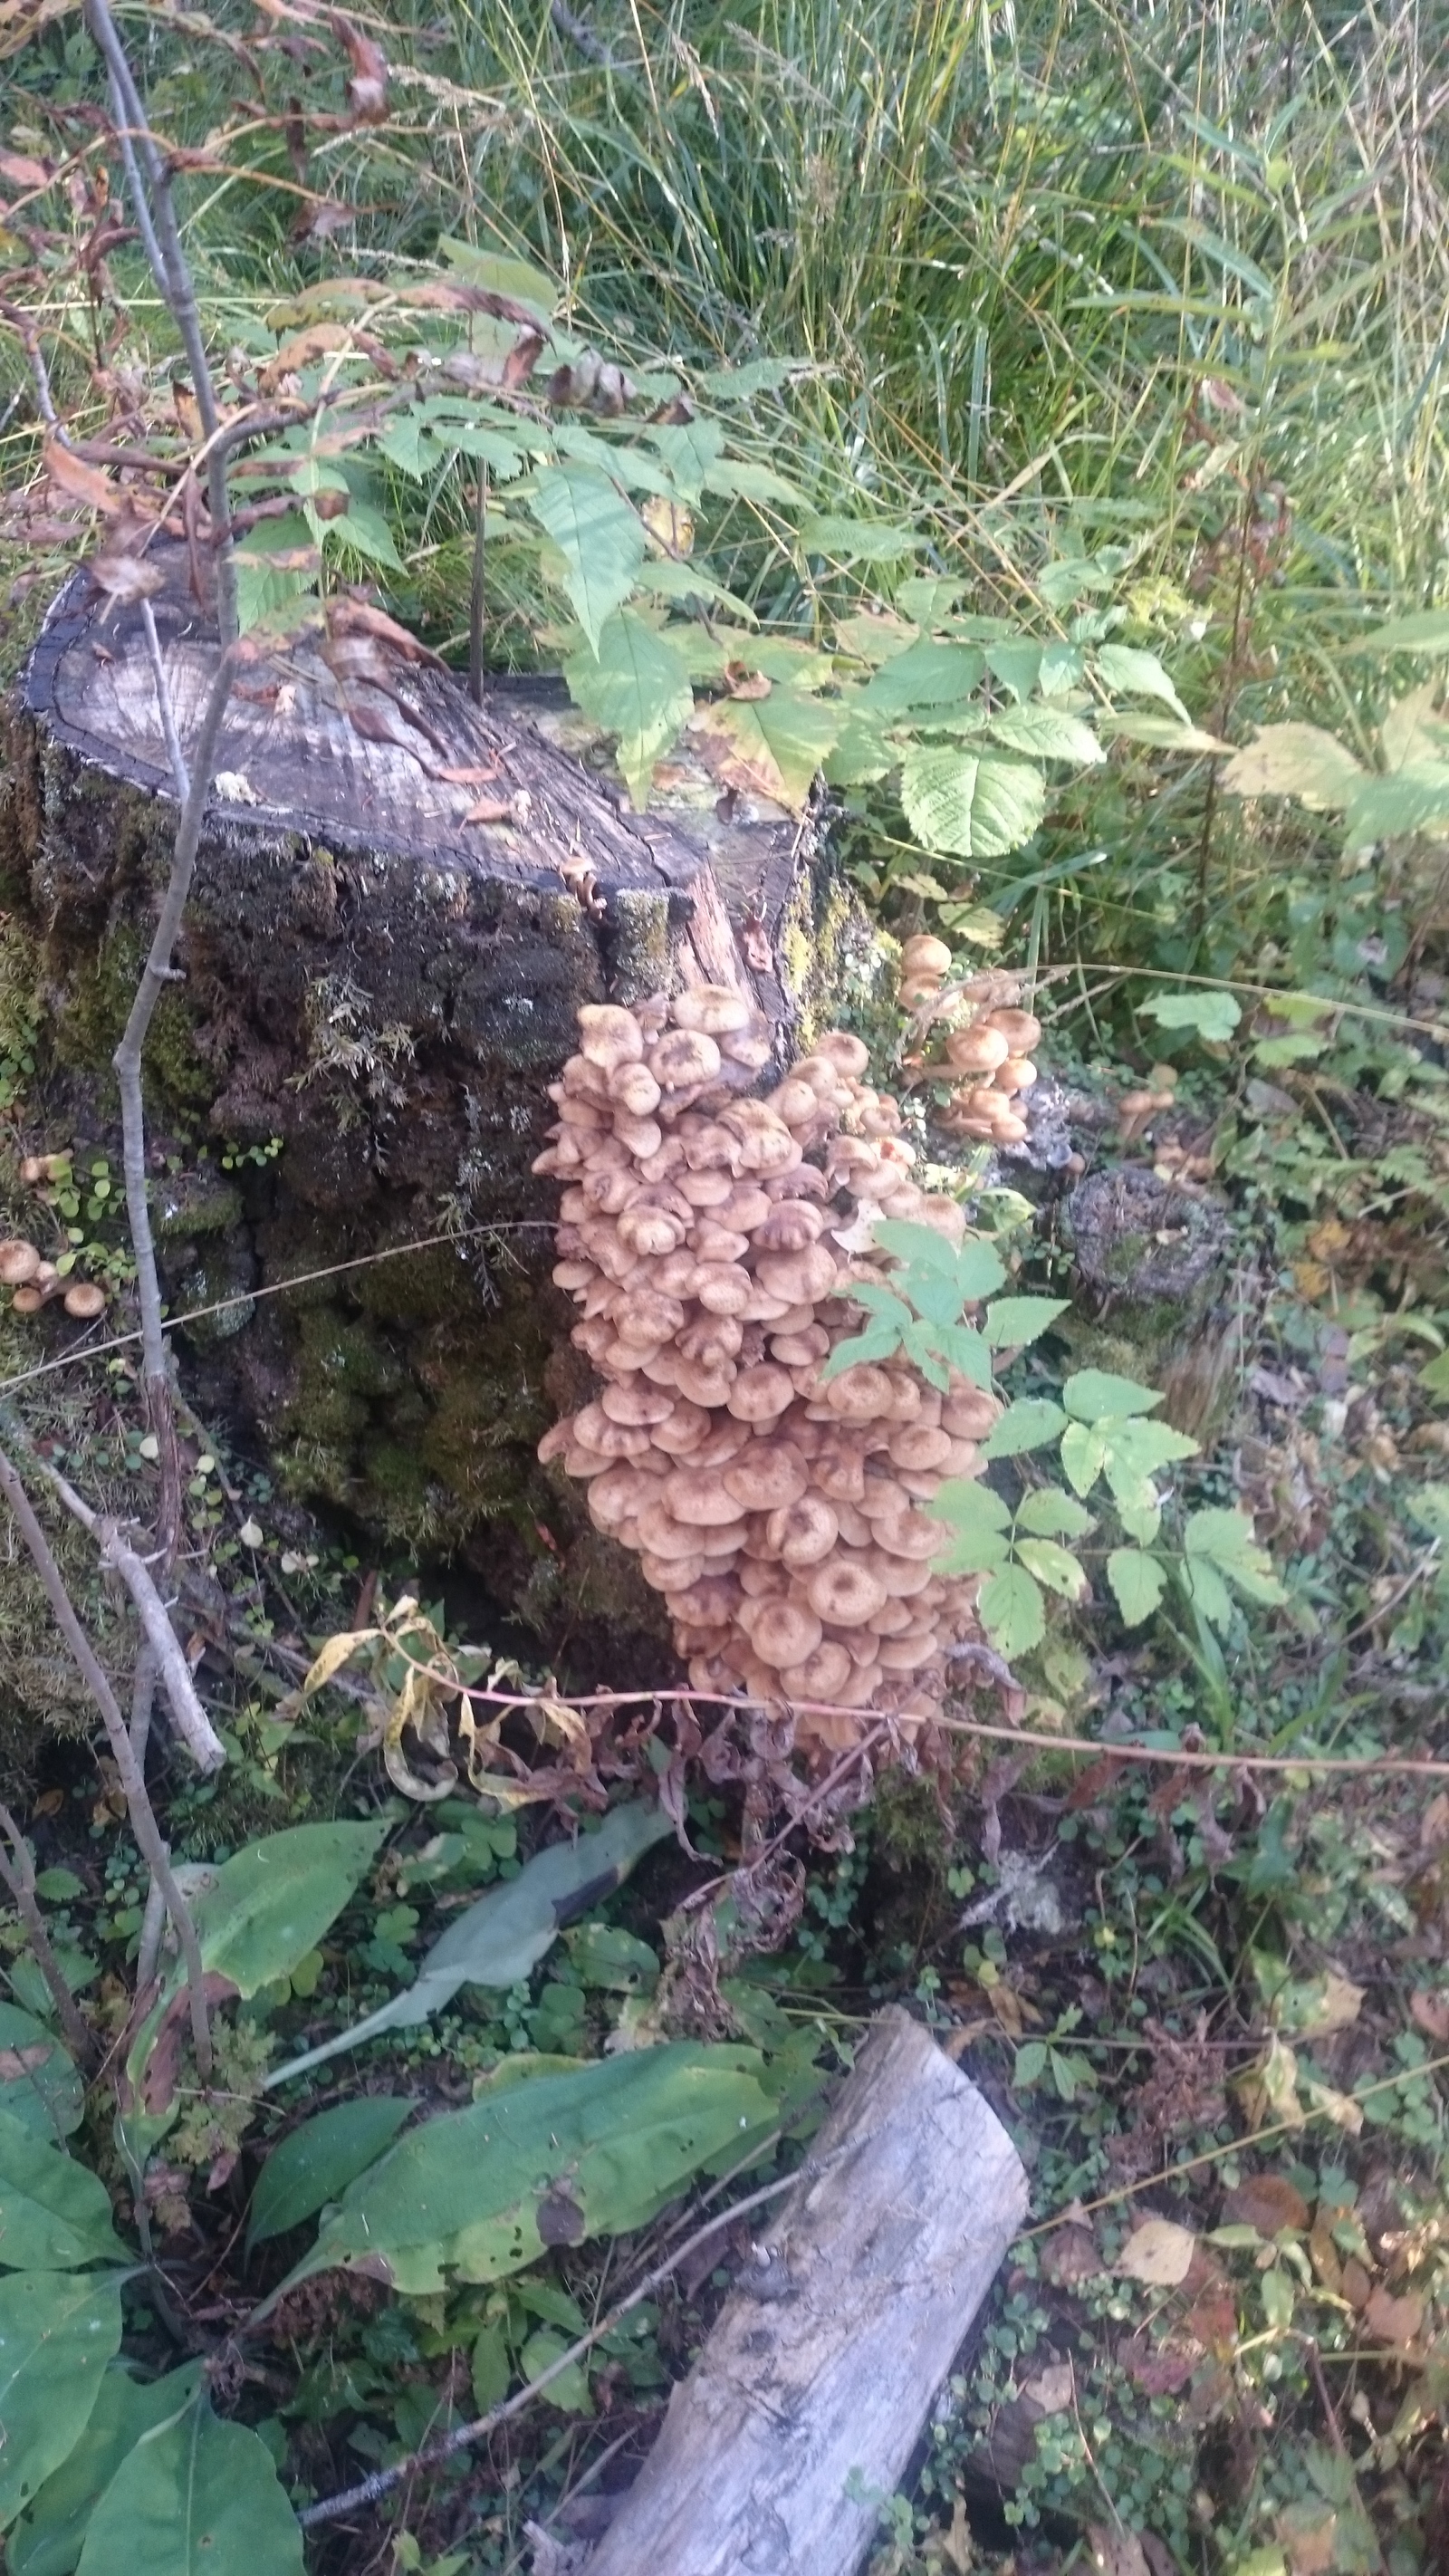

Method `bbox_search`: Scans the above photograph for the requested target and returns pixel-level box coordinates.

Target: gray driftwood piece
[571,2005,1027,2576]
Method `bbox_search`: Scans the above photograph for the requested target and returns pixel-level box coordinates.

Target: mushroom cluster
[898,938,1042,1149]
[533,989,999,1754]
[0,1237,106,1321]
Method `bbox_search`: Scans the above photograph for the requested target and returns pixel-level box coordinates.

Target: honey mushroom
[533,984,1004,1757]
[897,946,1046,1148]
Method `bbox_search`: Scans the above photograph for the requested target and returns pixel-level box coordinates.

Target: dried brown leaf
[1222,2173,1311,2236]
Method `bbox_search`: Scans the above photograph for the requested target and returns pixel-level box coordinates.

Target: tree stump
[3,553,858,1647]
[1064,1165,1240,1435]
[553,2005,1027,2576]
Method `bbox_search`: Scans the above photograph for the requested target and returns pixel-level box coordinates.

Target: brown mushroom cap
[673,1359,739,1410]
[751,1200,826,1255]
[984,1007,1042,1053]
[672,984,753,1035]
[739,1554,792,1600]
[945,1023,1010,1074]
[777,1639,854,1702]
[822,1362,895,1422]
[638,1498,718,1560]
[771,1325,830,1368]
[813,1030,870,1077]
[652,1028,723,1090]
[608,1059,663,1117]
[806,1558,888,1625]
[612,1111,664,1160]
[690,1221,751,1265]
[678,1312,744,1370]
[601,1381,676,1426]
[743,1596,824,1670]
[941,1387,1002,1439]
[994,1055,1038,1095]
[870,1506,945,1562]
[588,1465,650,1529]
[690,1262,754,1317]
[578,1004,645,1069]
[723,1442,809,1512]
[765,1493,839,1566]
[888,1424,953,1471]
[574,1402,652,1458]
[662,1466,753,1529]
[876,1629,939,1672]
[0,1240,41,1286]
[677,1166,736,1208]
[613,1290,687,1346]
[754,1241,838,1304]
[726,1363,796,1423]
[902,934,953,978]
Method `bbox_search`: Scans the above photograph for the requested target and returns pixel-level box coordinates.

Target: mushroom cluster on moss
[898,938,1042,1149]
[0,1237,106,1321]
[533,988,1000,1754]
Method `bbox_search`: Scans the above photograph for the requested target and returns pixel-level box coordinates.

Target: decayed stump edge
[572,2005,1028,2576]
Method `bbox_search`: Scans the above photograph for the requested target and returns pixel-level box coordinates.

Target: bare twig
[139,600,189,801]
[0,1447,214,2075]
[0,1802,97,2065]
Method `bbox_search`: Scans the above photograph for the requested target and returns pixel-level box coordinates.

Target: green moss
[607,889,672,1004]
[51,929,210,1115]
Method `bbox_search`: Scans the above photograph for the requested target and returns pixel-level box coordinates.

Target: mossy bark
[1061,1165,1242,1436]
[2,558,856,1657]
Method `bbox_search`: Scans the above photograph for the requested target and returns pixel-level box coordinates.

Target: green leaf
[1345,607,1449,656]
[1060,1420,1109,1497]
[926,1480,1012,1535]
[1418,1350,1449,1399]
[0,2007,82,2141]
[187,1821,386,2002]
[1107,1548,1167,1626]
[9,2363,202,2576]
[1061,1370,1164,1423]
[640,418,725,502]
[1139,987,1243,1043]
[74,2401,303,2576]
[1099,1418,1199,1539]
[1181,1554,1234,1632]
[983,641,1043,702]
[563,611,693,808]
[981,1296,1070,1350]
[518,2327,591,2414]
[470,2320,511,2412]
[978,1565,1046,1658]
[1184,1508,1287,1608]
[246,2097,413,2250]
[700,455,811,507]
[900,746,1046,860]
[872,1219,962,1280]
[284,2044,774,2298]
[983,706,1104,765]
[0,2271,123,2529]
[819,1327,907,1379]
[1343,764,1449,846]
[564,1924,659,1994]
[438,234,557,320]
[1014,1488,1094,1541]
[1016,1538,1089,1603]
[689,685,841,814]
[1218,723,1363,811]
[801,514,921,562]
[321,495,402,571]
[0,2110,126,2270]
[823,708,894,785]
[980,1399,1068,1458]
[860,641,984,715]
[1097,712,1231,753]
[1012,2041,1048,2090]
[265,1804,673,2089]
[1094,642,1191,723]
[528,466,646,654]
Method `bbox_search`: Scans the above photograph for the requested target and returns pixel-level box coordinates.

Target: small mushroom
[822,1363,895,1422]
[601,1381,676,1427]
[742,1596,824,1671]
[689,1261,754,1317]
[574,1401,653,1458]
[662,1466,753,1529]
[901,934,952,980]
[887,1424,953,1471]
[753,1242,838,1304]
[651,1028,723,1090]
[813,1031,870,1078]
[806,1558,888,1626]
[945,1023,1010,1074]
[723,1442,809,1513]
[672,984,753,1035]
[984,1007,1041,1053]
[765,1493,839,1566]
[608,1060,663,1118]
[993,1055,1038,1096]
[612,1111,664,1160]
[726,1363,796,1423]
[718,1027,774,1071]
[578,1003,645,1069]
[0,1240,41,1286]
[777,1639,854,1702]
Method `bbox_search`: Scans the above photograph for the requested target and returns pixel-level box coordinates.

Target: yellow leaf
[1117,2216,1197,2286]
[302,1628,378,1696]
[1260,2035,1305,2129]
[641,494,695,556]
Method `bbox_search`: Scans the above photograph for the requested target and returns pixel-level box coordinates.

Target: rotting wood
[545,2004,1027,2576]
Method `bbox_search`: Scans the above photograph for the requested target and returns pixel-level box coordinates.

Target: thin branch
[139,600,189,801]
[0,1446,214,2075]
[0,1802,97,2064]
[295,2125,870,2529]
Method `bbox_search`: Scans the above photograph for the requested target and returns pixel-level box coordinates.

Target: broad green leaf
[744,639,837,689]
[321,495,402,570]
[564,612,693,808]
[565,1923,659,1994]
[1100,1417,1199,1487]
[952,1240,1012,1302]
[982,1296,1070,1350]
[1013,2040,1048,2089]
[74,2402,302,2576]
[1107,1548,1167,1625]
[1139,987,1243,1043]
[831,610,918,662]
[689,686,840,814]
[701,456,811,507]
[983,642,1043,702]
[823,708,894,785]
[1094,643,1191,724]
[801,514,921,562]
[1184,1508,1286,1606]
[871,1219,967,1282]
[900,747,1045,859]
[1037,642,1087,695]
[926,1480,1012,1536]
[556,424,683,506]
[266,1803,672,2088]
[187,1821,386,2002]
[519,2326,591,2414]
[819,1328,907,1379]
[528,466,646,654]
[1062,1370,1164,1422]
[246,2097,413,2250]
[1218,723,1363,811]
[1417,1350,1449,1399]
[0,2110,125,2270]
[0,2271,122,2528]
[1098,712,1231,753]
[471,2319,511,2411]
[860,641,984,715]
[0,2007,82,2140]
[9,2363,201,2576]
[696,357,801,399]
[1016,1538,1089,1603]
[1181,1554,1234,1632]
[1343,764,1449,847]
[1345,608,1449,656]
[984,706,1104,765]
[909,1270,975,1331]
[978,1564,1046,1658]
[1060,1420,1109,1496]
[641,418,725,501]
[438,234,557,319]
[980,1399,1067,1458]
[1014,1488,1094,1541]
[285,2044,774,2297]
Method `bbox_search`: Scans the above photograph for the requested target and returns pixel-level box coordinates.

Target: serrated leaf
[247,2097,413,2250]
[1184,1508,1286,1605]
[926,1481,1012,1535]
[1343,764,1449,847]
[984,706,1104,764]
[641,418,725,502]
[978,1564,1046,1658]
[1094,642,1190,724]
[902,1321,952,1389]
[982,1295,1070,1350]
[8,2362,202,2576]
[801,514,921,562]
[1107,1548,1166,1625]
[1062,1370,1164,1423]
[819,1328,907,1379]
[0,2271,123,2529]
[701,455,811,507]
[0,2110,126,2270]
[1139,986,1243,1043]
[564,611,693,807]
[901,747,1046,859]
[1016,1538,1089,1603]
[933,1322,993,1387]
[872,1218,966,1280]
[980,1399,1068,1458]
[527,466,646,654]
[688,685,840,813]
[1181,1553,1234,1631]
[983,641,1043,701]
[74,2400,303,2576]
[822,709,894,784]
[1060,1420,1108,1496]
[1097,712,1231,753]
[1015,1488,1094,1541]
[860,641,984,715]
[1218,722,1363,810]
[909,1270,973,1331]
